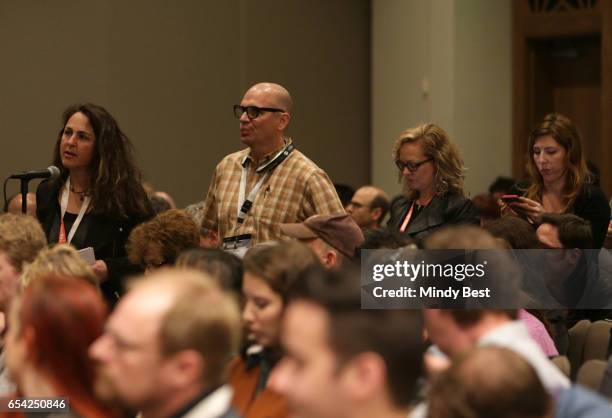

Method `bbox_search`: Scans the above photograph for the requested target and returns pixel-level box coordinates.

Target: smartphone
[501,194,521,204]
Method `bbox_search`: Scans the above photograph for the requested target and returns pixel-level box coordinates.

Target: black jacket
[387,193,480,242]
[36,179,152,304]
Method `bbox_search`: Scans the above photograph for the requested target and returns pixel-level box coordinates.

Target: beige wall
[372,0,512,199]
[0,0,370,207]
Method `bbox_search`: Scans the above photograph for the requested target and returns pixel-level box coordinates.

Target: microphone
[10,166,60,181]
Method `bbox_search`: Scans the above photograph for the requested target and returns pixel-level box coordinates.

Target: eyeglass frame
[395,158,433,172]
[233,105,286,119]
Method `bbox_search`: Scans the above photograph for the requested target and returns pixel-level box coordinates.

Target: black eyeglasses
[395,158,432,172]
[233,105,285,119]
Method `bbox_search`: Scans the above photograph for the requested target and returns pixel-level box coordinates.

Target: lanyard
[399,201,416,232]
[236,143,294,225]
[59,177,91,244]
[237,167,270,225]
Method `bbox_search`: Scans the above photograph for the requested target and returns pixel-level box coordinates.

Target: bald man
[346,185,390,230]
[201,82,343,250]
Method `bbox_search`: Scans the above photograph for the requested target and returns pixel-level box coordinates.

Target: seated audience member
[483,217,559,356]
[5,192,37,216]
[423,226,568,393]
[536,213,612,314]
[387,123,479,241]
[184,201,221,248]
[423,309,569,395]
[149,194,173,214]
[488,176,515,199]
[0,213,47,395]
[280,213,364,269]
[345,185,390,230]
[537,213,593,250]
[269,267,426,418]
[485,216,541,249]
[5,275,113,417]
[429,224,567,355]
[359,228,416,250]
[153,190,176,209]
[429,346,612,418]
[334,183,355,209]
[428,346,552,418]
[90,269,241,418]
[175,247,243,294]
[126,209,200,273]
[501,113,610,248]
[143,183,176,212]
[19,244,99,289]
[0,213,47,314]
[472,193,501,226]
[230,241,319,418]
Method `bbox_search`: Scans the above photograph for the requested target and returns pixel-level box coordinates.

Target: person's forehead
[241,87,280,107]
[66,112,94,130]
[109,287,174,338]
[284,301,330,351]
[353,187,377,205]
[533,135,560,148]
[399,140,425,158]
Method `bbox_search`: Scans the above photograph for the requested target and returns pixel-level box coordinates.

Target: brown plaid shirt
[201,140,344,244]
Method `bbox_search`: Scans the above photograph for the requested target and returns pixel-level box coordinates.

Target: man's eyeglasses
[395,158,432,172]
[233,105,285,119]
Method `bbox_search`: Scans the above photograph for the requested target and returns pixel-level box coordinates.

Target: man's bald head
[246,82,293,113]
[346,185,390,229]
[428,346,551,418]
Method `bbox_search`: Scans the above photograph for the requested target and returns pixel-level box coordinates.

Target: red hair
[16,275,112,418]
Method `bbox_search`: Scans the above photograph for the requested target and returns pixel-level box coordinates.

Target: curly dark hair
[126,209,200,267]
[52,103,150,220]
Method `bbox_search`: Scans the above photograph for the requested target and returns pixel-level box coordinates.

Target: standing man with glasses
[201,82,343,252]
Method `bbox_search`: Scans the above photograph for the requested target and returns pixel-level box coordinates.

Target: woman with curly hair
[502,113,610,248]
[126,209,200,273]
[36,103,152,303]
[387,123,479,241]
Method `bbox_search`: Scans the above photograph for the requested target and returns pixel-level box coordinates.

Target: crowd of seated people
[1,99,611,418]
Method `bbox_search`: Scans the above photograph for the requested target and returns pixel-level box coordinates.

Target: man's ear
[323,249,338,269]
[164,349,205,388]
[278,112,291,131]
[342,352,386,403]
[371,207,383,223]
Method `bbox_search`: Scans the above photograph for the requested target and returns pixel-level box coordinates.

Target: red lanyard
[399,202,416,232]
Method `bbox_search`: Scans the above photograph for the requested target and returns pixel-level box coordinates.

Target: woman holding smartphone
[502,113,610,248]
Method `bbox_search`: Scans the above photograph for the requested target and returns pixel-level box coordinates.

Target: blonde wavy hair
[20,244,98,290]
[392,123,466,199]
[524,113,590,211]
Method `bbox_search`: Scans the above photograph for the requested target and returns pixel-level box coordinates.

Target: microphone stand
[20,178,30,214]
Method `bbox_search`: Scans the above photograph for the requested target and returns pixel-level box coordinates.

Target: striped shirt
[201,140,344,244]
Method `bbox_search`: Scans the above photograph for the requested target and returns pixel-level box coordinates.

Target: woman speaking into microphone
[36,103,152,303]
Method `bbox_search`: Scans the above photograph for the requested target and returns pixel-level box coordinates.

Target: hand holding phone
[501,194,521,204]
